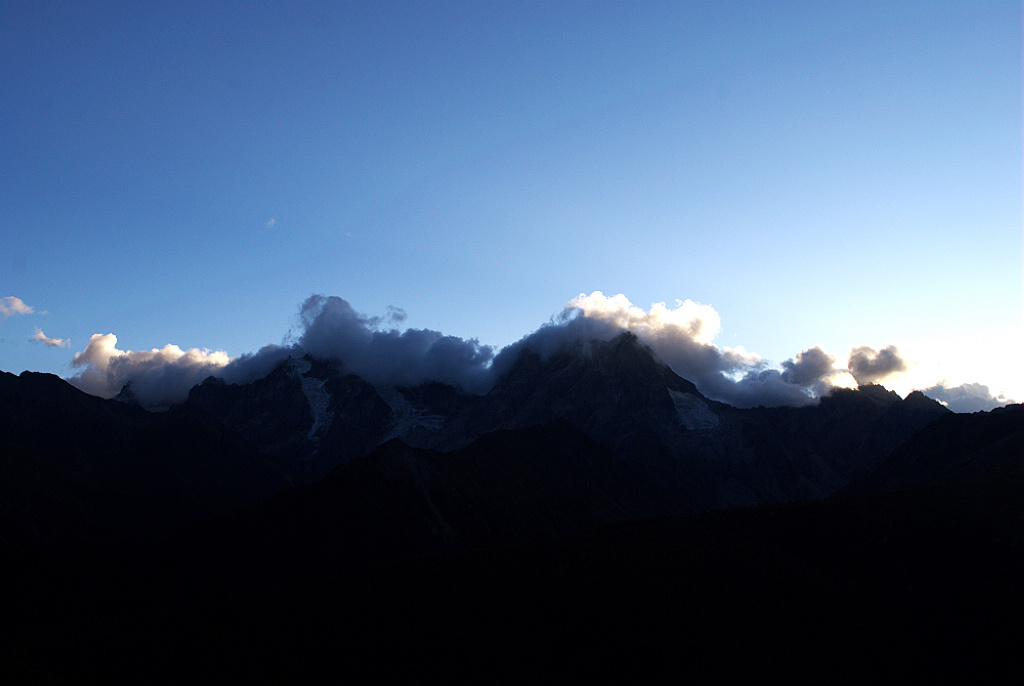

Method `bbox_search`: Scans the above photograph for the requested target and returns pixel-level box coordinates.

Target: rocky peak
[495,331,701,398]
[475,332,711,451]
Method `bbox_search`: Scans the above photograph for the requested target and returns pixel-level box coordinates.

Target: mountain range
[2,332,1022,680]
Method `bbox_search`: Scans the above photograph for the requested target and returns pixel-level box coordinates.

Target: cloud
[29,328,69,348]
[919,382,1014,413]
[219,343,294,386]
[848,345,908,384]
[0,296,34,318]
[69,334,232,409]
[63,291,999,414]
[294,295,494,393]
[492,292,848,408]
[781,346,835,387]
[265,218,276,229]
[67,295,496,408]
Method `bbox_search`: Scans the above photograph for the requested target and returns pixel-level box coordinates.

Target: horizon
[1,2,1020,412]
[2,290,1017,414]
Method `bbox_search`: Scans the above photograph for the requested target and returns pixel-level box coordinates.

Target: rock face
[186,357,394,481]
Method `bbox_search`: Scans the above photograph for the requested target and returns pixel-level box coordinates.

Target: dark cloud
[295,295,494,393]
[490,307,626,377]
[703,368,823,408]
[781,346,835,387]
[920,382,1013,413]
[68,296,497,408]
[220,344,294,386]
[384,306,407,326]
[848,345,907,384]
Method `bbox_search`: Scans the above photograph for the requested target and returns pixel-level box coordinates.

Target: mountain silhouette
[1,338,1020,681]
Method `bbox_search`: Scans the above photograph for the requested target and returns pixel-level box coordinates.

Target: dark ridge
[0,360,1012,681]
[0,370,288,544]
[842,402,1024,494]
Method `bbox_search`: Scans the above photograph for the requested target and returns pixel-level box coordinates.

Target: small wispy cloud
[265,218,276,229]
[0,296,34,318]
[29,327,69,348]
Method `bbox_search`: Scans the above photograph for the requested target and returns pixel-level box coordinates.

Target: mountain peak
[113,380,142,407]
[902,389,950,413]
[496,330,701,396]
[855,383,903,405]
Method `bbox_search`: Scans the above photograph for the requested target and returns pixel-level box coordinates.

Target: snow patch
[669,390,719,431]
[289,358,333,440]
[377,387,447,441]
[301,375,332,440]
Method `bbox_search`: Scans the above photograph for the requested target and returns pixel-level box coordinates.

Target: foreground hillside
[4,462,1023,681]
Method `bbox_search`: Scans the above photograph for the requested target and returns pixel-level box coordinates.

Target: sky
[1,1,1021,412]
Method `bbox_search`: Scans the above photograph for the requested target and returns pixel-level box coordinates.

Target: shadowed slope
[0,371,287,543]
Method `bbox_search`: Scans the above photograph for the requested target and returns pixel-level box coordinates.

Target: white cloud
[65,295,496,408]
[69,333,233,409]
[29,328,69,348]
[493,291,850,408]
[0,296,34,318]
[568,292,722,345]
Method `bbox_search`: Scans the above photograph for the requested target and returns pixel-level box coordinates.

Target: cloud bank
[1,296,34,318]
[65,291,1009,413]
[68,295,496,407]
[918,382,1013,413]
[494,292,861,408]
[292,294,494,393]
[70,334,232,409]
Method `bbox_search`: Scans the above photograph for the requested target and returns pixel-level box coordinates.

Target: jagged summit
[113,379,141,406]
[493,330,703,399]
[421,331,720,462]
[853,382,903,405]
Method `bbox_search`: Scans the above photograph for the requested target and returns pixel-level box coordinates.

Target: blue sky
[1,1,1021,409]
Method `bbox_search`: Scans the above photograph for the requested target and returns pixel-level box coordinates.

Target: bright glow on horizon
[823,370,859,391]
[884,332,1023,407]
